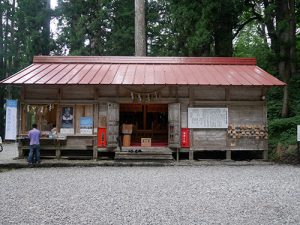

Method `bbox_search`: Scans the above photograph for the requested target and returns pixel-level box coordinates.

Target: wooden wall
[22,85,267,151]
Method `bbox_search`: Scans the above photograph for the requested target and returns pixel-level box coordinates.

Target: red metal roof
[0,56,285,86]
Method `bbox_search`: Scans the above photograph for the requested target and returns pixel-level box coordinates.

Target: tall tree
[0,0,4,79]
[135,0,146,56]
[276,0,296,117]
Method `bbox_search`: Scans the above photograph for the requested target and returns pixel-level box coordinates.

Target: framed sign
[188,107,228,129]
[80,117,93,135]
[61,107,74,134]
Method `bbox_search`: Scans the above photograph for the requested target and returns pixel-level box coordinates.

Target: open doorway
[120,104,168,146]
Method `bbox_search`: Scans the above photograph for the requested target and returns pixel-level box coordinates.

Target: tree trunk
[42,0,51,55]
[0,0,3,78]
[289,0,296,77]
[263,0,278,54]
[4,1,9,77]
[213,2,233,57]
[7,0,15,75]
[135,0,146,56]
[276,0,296,117]
[214,23,233,56]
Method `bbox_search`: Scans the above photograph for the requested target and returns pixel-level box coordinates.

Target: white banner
[5,100,18,140]
[188,107,228,129]
[297,125,300,142]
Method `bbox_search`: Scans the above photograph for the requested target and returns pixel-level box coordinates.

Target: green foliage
[56,0,134,56]
[234,22,276,73]
[268,115,300,148]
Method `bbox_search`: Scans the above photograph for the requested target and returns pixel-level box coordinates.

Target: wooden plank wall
[22,85,267,151]
[24,86,58,100]
[62,86,95,100]
[74,104,93,133]
[98,103,107,127]
[191,130,227,150]
[189,87,266,151]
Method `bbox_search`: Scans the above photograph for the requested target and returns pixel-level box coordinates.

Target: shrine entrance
[119,104,168,146]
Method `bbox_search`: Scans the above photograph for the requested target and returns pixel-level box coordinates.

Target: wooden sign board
[188,108,228,129]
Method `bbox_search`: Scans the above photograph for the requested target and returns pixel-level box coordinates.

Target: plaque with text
[188,108,228,129]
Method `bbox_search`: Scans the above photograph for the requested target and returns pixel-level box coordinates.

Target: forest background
[0,0,299,161]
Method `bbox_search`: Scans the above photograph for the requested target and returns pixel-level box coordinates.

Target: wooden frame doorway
[119,103,168,146]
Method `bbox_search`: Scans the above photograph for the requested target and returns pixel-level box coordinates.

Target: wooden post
[226,150,232,161]
[143,104,147,129]
[93,136,98,160]
[263,150,268,161]
[55,139,61,159]
[189,150,194,161]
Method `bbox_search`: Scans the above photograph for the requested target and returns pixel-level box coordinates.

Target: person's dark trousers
[28,144,41,164]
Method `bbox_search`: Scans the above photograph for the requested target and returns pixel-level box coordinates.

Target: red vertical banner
[181,128,190,148]
[98,128,107,147]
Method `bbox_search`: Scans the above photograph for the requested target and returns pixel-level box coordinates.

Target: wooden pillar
[17,139,24,158]
[189,150,194,161]
[143,104,147,129]
[93,136,98,160]
[226,150,232,161]
[55,139,61,159]
[263,150,268,161]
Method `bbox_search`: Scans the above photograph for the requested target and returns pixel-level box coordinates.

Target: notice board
[188,108,228,129]
[5,99,18,140]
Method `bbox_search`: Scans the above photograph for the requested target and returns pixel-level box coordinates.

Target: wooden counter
[18,134,97,160]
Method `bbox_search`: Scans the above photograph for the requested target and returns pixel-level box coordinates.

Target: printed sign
[61,107,73,128]
[188,108,228,129]
[80,117,93,134]
[5,100,18,140]
[297,125,300,142]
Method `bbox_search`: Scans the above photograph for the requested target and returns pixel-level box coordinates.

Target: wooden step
[115,150,174,160]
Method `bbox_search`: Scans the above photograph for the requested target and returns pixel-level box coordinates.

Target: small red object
[98,128,107,147]
[181,128,190,148]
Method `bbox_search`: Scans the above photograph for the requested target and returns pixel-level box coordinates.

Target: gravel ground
[0,143,18,163]
[0,166,300,225]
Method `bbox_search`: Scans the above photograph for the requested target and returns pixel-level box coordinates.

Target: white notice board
[297,125,300,142]
[188,108,228,129]
[5,100,18,140]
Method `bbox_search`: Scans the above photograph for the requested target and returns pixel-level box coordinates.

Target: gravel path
[1,165,300,225]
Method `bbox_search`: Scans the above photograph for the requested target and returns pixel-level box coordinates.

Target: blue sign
[80,117,93,128]
[6,99,18,108]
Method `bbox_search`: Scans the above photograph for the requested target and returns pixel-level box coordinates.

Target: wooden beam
[143,104,147,129]
[225,87,230,101]
[188,86,194,107]
[193,100,265,106]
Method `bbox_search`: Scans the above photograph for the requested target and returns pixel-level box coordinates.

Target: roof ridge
[33,56,257,65]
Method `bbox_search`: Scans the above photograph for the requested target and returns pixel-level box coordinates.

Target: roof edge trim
[33,56,257,65]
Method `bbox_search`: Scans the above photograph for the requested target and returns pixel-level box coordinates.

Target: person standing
[28,123,41,164]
